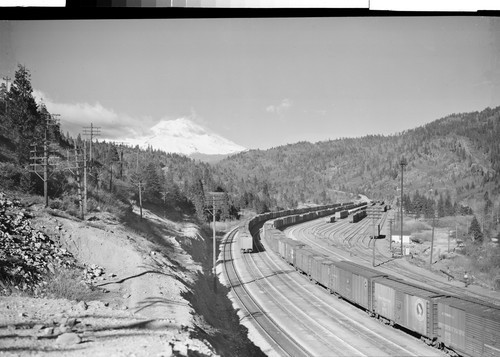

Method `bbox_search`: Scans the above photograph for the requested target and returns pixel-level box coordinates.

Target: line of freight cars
[240,204,500,357]
[238,201,366,253]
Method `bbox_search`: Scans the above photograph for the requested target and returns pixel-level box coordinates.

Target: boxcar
[281,238,305,266]
[372,277,443,338]
[326,216,336,223]
[336,261,387,310]
[336,210,349,219]
[295,248,316,276]
[310,255,328,283]
[436,296,500,357]
[350,210,367,223]
[239,230,253,253]
[317,259,336,290]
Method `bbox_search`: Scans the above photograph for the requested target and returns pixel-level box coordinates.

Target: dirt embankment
[0,201,218,356]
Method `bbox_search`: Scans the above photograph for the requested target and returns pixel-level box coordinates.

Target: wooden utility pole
[29,113,60,207]
[74,144,84,219]
[205,192,226,291]
[388,217,394,256]
[83,139,88,214]
[399,157,408,256]
[430,212,437,267]
[83,123,100,164]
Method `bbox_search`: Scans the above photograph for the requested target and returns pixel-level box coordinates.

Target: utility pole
[83,139,88,214]
[399,157,408,256]
[62,145,84,219]
[388,217,394,256]
[29,113,60,207]
[430,211,437,267]
[82,123,100,165]
[205,192,226,291]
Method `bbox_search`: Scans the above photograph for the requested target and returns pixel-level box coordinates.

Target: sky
[1,17,500,150]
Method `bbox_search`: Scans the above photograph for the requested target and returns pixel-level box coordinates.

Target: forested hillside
[0,65,238,224]
[213,106,500,238]
[2,64,499,242]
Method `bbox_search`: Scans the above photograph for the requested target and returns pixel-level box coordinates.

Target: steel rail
[222,228,309,357]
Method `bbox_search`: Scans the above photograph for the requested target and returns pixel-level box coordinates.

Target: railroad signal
[367,205,383,267]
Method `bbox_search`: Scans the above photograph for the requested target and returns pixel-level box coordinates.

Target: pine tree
[143,162,162,204]
[468,215,484,243]
[7,65,43,164]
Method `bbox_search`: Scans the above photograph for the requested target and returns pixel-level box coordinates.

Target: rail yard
[220,202,500,357]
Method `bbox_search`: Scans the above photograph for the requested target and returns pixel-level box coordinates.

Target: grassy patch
[43,267,102,301]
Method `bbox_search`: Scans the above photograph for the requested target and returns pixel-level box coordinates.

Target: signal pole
[367,204,382,266]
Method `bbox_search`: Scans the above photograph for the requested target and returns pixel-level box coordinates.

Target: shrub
[43,267,101,301]
[0,162,21,189]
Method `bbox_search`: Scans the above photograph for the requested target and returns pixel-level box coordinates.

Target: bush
[0,162,21,189]
[43,267,101,301]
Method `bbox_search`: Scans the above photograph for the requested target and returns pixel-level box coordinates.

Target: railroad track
[221,228,310,357]
[285,214,500,306]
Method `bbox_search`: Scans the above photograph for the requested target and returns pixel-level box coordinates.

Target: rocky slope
[0,192,220,356]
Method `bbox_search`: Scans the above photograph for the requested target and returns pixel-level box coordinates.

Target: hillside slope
[213,105,500,229]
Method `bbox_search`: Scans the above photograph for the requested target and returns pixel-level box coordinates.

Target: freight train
[239,203,500,357]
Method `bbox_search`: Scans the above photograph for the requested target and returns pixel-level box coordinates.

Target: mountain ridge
[212,106,500,232]
[123,118,246,156]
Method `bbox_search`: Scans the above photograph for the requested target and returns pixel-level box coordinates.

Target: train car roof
[335,260,388,278]
[375,276,445,298]
[437,296,500,320]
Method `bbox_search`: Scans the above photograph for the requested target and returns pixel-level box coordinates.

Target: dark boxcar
[350,210,367,223]
[326,216,336,223]
[372,277,443,338]
[336,210,349,219]
[436,296,500,357]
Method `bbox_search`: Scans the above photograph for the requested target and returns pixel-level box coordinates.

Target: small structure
[391,234,411,245]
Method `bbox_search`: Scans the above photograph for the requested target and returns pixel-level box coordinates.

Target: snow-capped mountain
[123,118,246,156]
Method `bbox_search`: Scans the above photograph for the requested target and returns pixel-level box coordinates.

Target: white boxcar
[239,230,253,253]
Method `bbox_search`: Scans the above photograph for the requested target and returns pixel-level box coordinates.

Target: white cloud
[33,89,156,140]
[266,98,293,117]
